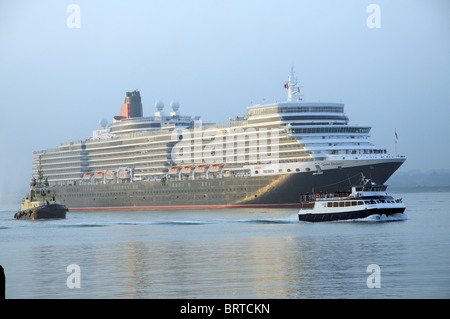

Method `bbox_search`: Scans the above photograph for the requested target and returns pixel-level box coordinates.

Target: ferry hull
[298,207,406,222]
[53,159,404,210]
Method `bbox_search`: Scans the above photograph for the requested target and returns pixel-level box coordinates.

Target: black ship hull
[14,204,68,220]
[52,160,403,210]
[298,207,406,222]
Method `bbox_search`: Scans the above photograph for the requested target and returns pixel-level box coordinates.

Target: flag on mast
[394,129,398,157]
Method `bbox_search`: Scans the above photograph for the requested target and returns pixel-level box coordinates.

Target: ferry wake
[33,68,406,210]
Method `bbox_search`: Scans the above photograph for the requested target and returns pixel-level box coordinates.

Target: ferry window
[351,201,357,206]
[327,202,332,207]
[358,201,363,205]
[339,202,344,207]
[345,202,351,207]
[333,202,338,207]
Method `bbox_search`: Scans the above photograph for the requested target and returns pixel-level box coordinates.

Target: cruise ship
[33,68,406,210]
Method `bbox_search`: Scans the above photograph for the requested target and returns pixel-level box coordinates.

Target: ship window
[351,201,357,206]
[339,202,345,207]
[358,201,363,205]
[345,202,351,206]
[333,202,339,207]
[327,202,332,208]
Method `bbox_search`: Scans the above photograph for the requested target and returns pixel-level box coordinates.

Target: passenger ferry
[32,68,406,210]
[298,180,406,222]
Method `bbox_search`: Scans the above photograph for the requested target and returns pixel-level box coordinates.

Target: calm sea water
[0,190,449,299]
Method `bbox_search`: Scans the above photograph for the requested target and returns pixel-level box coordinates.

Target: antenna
[37,155,44,182]
[284,66,303,102]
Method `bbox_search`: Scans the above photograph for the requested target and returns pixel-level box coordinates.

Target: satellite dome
[99,118,108,128]
[155,100,164,111]
[170,100,180,111]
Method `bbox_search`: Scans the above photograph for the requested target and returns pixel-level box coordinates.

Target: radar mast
[285,66,302,102]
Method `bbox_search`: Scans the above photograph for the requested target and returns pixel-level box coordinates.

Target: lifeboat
[83,173,93,180]
[223,170,232,177]
[168,167,182,174]
[105,171,117,179]
[209,164,224,172]
[94,172,104,179]
[195,165,209,173]
[119,170,131,179]
[181,166,195,174]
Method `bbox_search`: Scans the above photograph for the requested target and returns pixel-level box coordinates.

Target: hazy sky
[0,0,449,202]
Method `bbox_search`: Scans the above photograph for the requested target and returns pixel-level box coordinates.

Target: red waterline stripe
[69,203,304,211]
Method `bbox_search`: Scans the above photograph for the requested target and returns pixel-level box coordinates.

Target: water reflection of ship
[118,233,298,298]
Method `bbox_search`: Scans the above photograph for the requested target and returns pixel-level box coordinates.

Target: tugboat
[14,156,68,220]
[298,179,405,222]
